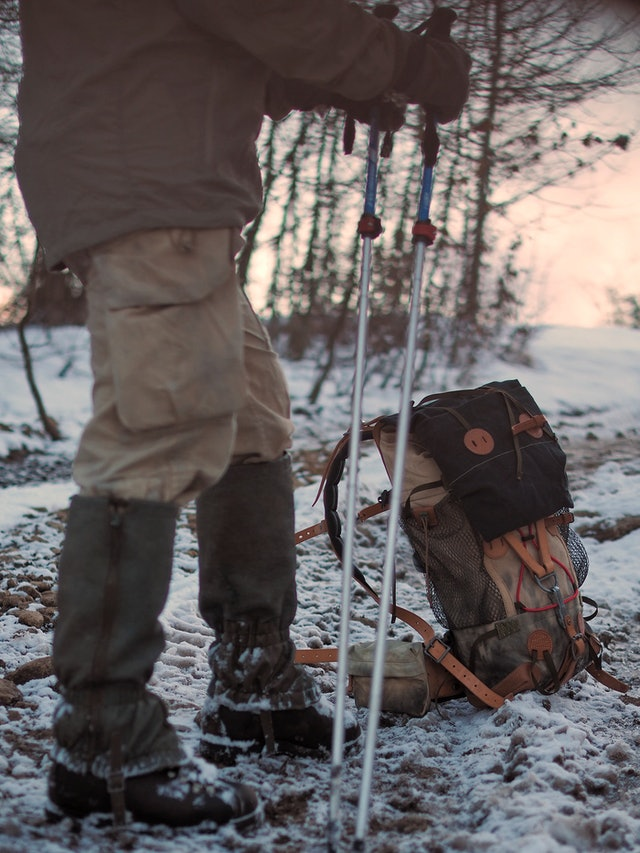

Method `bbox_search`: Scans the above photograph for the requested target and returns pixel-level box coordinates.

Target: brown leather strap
[586,663,629,693]
[512,414,547,435]
[535,519,555,573]
[311,430,352,507]
[295,519,329,545]
[295,595,505,709]
[295,499,389,545]
[420,634,506,709]
[504,530,547,579]
[563,613,587,659]
[296,647,339,664]
[481,662,538,701]
[547,512,574,527]
[585,634,629,693]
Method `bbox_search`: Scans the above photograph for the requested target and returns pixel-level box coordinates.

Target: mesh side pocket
[556,512,589,586]
[401,496,507,630]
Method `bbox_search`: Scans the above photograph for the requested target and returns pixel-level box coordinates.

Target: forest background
[0,0,639,409]
[0,6,640,848]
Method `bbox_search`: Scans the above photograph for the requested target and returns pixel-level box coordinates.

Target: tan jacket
[15,0,411,269]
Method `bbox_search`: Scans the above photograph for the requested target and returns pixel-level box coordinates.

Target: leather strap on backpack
[294,571,506,709]
[585,632,629,693]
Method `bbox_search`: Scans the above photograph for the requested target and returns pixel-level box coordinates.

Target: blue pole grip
[417,163,435,222]
[363,114,380,216]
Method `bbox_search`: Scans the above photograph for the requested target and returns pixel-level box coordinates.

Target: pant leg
[67,227,293,505]
[232,290,293,465]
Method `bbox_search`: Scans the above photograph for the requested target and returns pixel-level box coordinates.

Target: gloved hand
[268,76,406,132]
[323,91,405,132]
[394,29,471,124]
[264,6,470,128]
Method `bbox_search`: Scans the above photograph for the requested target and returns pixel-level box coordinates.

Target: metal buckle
[424,635,451,664]
[535,571,568,625]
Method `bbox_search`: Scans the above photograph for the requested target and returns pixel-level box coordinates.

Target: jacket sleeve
[173,0,410,101]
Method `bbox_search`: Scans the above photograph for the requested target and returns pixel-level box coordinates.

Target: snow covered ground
[0,323,639,853]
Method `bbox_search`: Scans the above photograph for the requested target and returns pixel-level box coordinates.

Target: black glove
[273,78,405,132]
[394,11,471,124]
[325,92,405,132]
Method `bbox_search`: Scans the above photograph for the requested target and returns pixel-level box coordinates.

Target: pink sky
[511,88,640,327]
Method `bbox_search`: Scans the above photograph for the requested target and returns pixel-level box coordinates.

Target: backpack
[295,379,627,712]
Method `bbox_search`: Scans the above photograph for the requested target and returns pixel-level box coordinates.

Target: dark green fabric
[197,456,319,710]
[196,456,298,633]
[207,620,319,711]
[52,495,185,778]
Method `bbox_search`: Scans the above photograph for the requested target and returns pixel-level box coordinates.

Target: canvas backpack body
[300,379,627,712]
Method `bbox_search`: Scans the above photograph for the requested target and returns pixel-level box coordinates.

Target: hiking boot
[199,621,361,761]
[200,694,361,762]
[48,761,259,828]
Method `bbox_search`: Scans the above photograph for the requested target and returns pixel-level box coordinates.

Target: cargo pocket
[105,271,244,433]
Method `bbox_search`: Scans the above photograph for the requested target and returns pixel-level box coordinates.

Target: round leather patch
[463,428,494,455]
[483,537,508,559]
[527,629,554,660]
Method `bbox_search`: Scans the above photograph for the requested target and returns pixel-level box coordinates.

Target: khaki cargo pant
[67,227,293,505]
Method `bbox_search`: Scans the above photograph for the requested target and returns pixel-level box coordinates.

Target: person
[15,0,471,829]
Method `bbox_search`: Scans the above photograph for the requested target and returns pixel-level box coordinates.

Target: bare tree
[0,2,67,438]
[241,0,640,393]
[438,0,638,363]
[0,0,24,304]
[1,0,638,402]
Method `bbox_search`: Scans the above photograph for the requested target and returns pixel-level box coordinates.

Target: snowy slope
[0,323,639,853]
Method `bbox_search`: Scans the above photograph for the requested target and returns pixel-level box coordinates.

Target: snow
[0,323,639,852]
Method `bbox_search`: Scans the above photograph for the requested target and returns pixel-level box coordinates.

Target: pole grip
[424,7,457,38]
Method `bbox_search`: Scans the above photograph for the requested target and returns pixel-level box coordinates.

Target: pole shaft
[353,237,427,847]
[353,113,439,849]
[328,115,381,853]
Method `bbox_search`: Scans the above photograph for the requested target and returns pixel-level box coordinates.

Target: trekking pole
[351,10,456,850]
[328,9,405,848]
[327,112,383,853]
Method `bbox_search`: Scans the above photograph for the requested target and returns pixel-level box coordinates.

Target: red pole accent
[411,220,437,245]
[358,213,383,238]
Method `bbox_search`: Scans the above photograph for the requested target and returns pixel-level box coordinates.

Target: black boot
[196,457,360,760]
[48,761,258,828]
[49,495,259,827]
